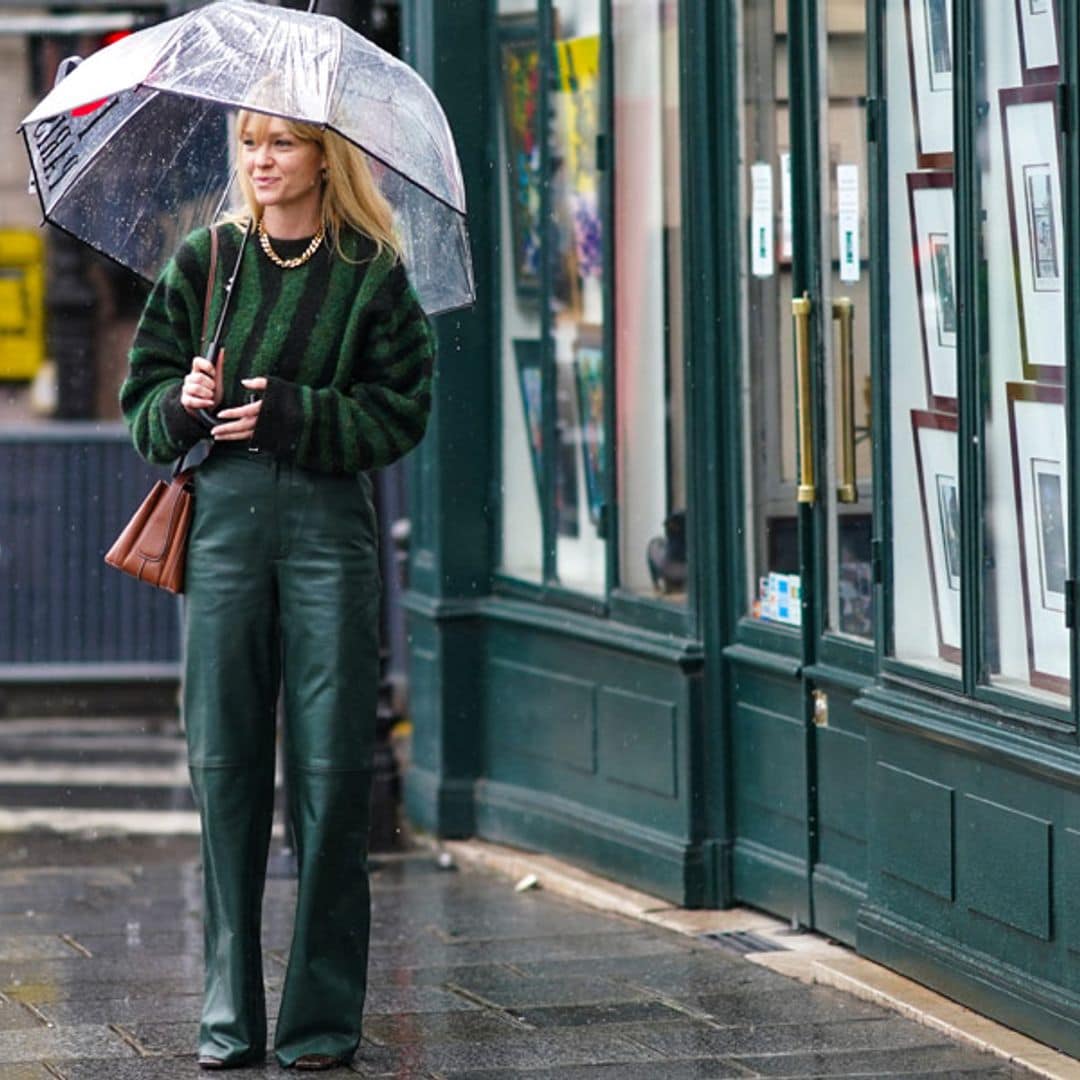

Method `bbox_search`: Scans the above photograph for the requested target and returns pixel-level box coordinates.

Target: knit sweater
[121,223,435,475]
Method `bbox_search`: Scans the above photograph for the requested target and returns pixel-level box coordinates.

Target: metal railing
[0,422,181,678]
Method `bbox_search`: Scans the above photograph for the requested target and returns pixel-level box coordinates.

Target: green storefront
[399,0,1080,1057]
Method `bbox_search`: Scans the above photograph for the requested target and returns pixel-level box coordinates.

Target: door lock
[812,689,829,727]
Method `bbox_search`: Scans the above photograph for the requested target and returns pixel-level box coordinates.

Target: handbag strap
[172,227,221,480]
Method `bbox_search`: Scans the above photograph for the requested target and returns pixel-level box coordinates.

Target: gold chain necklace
[257,217,325,269]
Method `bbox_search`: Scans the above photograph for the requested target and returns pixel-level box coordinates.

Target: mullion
[600,0,617,596]
[1064,0,1080,737]
[954,0,981,697]
[539,0,557,583]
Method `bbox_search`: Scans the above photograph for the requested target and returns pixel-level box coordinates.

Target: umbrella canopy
[19,0,473,315]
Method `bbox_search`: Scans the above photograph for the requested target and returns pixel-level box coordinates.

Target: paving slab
[0,834,1038,1078]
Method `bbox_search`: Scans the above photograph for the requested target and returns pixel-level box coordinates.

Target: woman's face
[240,119,326,213]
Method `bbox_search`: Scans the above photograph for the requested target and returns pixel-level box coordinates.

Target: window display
[614,0,686,602]
[495,0,686,605]
[979,4,1070,706]
[497,1,544,584]
[888,0,958,673]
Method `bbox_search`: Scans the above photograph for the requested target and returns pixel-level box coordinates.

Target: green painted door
[726,0,877,942]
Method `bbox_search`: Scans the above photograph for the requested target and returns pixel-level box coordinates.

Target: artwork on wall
[513,338,544,508]
[1006,381,1069,695]
[499,14,544,300]
[572,324,605,528]
[1014,0,1060,85]
[907,172,957,411]
[911,409,961,663]
[554,34,603,316]
[1000,84,1065,384]
[514,338,581,539]
[903,0,954,168]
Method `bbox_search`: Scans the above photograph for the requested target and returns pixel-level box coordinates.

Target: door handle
[833,297,857,504]
[792,294,815,504]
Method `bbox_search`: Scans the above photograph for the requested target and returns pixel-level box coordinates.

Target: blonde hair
[228,110,402,263]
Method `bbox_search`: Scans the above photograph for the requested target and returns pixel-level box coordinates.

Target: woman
[120,112,435,1071]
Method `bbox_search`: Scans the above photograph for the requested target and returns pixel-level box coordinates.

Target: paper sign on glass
[750,162,774,278]
[837,164,860,283]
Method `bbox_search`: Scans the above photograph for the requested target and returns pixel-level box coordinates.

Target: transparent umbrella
[18,0,473,316]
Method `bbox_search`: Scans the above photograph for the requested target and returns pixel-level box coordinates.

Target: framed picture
[1014,0,1060,85]
[499,14,544,300]
[903,0,954,168]
[911,409,961,663]
[572,325,605,527]
[513,339,543,507]
[907,173,957,411]
[554,34,603,312]
[1006,381,1069,695]
[1000,84,1065,384]
[555,361,580,538]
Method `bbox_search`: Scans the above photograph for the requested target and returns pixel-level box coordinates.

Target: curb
[438,838,1080,1080]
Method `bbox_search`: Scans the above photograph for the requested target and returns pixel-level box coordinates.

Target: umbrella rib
[326,17,344,128]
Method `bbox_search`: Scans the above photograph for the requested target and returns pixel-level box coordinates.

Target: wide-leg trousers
[183,447,380,1067]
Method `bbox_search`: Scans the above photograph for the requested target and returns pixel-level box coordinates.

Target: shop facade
[400,0,1080,1056]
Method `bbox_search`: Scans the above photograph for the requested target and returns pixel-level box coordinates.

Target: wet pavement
[0,829,1036,1079]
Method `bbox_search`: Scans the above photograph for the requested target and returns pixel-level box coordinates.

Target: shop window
[978,7,1069,707]
[887,0,959,676]
[495,0,687,606]
[886,0,1071,714]
[739,0,799,628]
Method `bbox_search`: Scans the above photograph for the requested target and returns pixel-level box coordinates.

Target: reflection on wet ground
[0,832,1033,1078]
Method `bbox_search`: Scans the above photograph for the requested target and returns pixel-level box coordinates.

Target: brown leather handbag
[105,228,219,594]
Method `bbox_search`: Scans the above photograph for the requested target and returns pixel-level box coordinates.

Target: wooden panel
[1061,828,1080,956]
[957,794,1051,941]
[875,763,954,901]
[732,699,805,851]
[596,687,677,798]
[488,658,595,772]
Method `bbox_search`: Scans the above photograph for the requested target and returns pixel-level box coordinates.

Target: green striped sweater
[121,223,435,475]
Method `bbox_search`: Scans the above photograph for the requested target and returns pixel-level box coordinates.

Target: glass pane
[613,0,687,603]
[741,0,801,628]
[822,0,873,640]
[978,5,1069,706]
[496,0,544,583]
[887,0,959,673]
[551,0,607,596]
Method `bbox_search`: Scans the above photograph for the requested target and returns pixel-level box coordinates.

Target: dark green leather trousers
[183,448,380,1068]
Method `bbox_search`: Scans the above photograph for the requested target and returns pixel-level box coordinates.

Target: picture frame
[571,324,605,527]
[1006,381,1069,696]
[1000,84,1066,384]
[1014,0,1060,85]
[513,338,544,508]
[907,173,957,411]
[499,13,544,301]
[911,409,961,663]
[903,0,954,169]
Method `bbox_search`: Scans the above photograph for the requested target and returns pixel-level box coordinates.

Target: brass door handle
[833,298,857,504]
[792,294,815,504]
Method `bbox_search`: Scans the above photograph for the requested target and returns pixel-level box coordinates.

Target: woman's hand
[181,353,225,415]
[210,377,267,441]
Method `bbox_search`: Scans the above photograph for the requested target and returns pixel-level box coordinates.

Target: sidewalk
[0,831,1035,1079]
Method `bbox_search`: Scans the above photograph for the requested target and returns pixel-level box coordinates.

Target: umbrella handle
[195,221,252,430]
